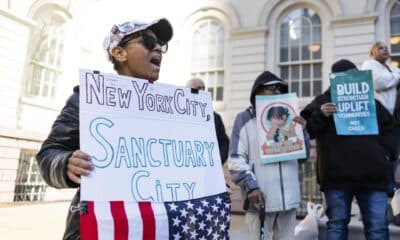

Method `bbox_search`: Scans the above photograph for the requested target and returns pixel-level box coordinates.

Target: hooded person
[249,71,289,108]
[228,71,309,240]
[300,59,395,239]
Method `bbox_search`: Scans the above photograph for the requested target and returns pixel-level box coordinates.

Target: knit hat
[331,59,358,73]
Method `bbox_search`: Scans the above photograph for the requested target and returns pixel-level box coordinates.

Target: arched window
[279,8,322,97]
[26,11,65,99]
[390,1,400,67]
[191,20,225,101]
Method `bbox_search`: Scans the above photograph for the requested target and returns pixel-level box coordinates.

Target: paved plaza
[2,201,400,239]
[0,201,249,239]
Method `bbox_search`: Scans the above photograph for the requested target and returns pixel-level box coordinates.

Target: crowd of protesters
[35,15,399,240]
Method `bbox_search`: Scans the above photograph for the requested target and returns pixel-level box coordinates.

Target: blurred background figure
[186,77,230,164]
[362,41,400,196]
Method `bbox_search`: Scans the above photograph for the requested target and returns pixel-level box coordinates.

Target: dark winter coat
[36,86,81,240]
[214,112,229,164]
[300,89,395,191]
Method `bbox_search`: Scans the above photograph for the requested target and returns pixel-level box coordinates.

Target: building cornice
[330,13,378,26]
[0,8,35,27]
[231,26,268,39]
[0,128,46,142]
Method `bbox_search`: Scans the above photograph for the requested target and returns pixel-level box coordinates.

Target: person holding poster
[36,18,173,239]
[229,71,309,240]
[362,41,400,196]
[301,59,395,240]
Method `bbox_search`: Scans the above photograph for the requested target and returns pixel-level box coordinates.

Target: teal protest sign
[330,70,378,135]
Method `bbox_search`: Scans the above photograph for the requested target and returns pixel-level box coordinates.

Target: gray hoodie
[229,71,308,212]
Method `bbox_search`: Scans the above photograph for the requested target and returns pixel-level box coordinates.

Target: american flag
[80,192,230,240]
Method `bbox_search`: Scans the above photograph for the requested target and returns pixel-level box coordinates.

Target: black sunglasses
[119,31,168,54]
[262,83,285,92]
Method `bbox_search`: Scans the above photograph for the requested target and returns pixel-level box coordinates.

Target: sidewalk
[3,201,399,239]
[0,201,249,239]
[230,212,249,239]
[0,201,67,239]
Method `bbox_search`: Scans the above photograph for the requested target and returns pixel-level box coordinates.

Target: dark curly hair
[267,106,289,121]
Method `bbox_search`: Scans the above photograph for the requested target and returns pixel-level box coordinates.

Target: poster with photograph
[330,70,378,135]
[255,93,306,164]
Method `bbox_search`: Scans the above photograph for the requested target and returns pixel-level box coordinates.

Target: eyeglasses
[119,31,168,54]
[194,86,205,90]
[141,32,168,53]
[262,83,285,92]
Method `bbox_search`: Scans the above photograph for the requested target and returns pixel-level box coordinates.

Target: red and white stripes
[81,202,168,240]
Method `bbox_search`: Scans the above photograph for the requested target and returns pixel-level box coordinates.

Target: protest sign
[255,93,306,164]
[330,70,378,135]
[79,69,226,202]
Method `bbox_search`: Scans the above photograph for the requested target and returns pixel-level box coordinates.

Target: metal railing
[13,151,47,202]
[297,156,324,217]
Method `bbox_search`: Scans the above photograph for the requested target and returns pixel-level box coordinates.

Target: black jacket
[36,86,81,239]
[214,112,229,164]
[300,89,394,191]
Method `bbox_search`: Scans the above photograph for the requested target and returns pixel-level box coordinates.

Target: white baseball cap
[103,18,173,60]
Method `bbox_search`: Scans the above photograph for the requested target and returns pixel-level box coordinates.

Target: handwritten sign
[255,93,306,164]
[330,70,378,135]
[79,69,226,202]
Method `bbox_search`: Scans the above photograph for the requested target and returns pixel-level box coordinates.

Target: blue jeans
[389,127,400,195]
[324,189,389,240]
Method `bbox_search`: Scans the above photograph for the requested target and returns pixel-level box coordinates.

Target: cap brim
[263,80,288,93]
[148,18,173,43]
[263,80,288,86]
